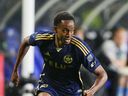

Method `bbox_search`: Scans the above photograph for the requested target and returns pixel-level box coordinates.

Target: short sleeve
[71,36,101,72]
[82,53,101,72]
[29,32,38,46]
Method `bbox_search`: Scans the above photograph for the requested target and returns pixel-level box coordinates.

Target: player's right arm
[11,36,30,86]
[11,29,53,86]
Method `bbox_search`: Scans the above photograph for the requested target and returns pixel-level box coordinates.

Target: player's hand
[11,70,19,86]
[83,89,94,96]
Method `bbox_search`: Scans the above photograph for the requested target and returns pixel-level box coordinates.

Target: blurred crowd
[76,26,128,96]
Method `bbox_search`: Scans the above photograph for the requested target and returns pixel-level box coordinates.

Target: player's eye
[62,29,75,33]
[62,29,69,33]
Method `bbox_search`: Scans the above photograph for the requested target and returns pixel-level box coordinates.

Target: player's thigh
[38,92,51,96]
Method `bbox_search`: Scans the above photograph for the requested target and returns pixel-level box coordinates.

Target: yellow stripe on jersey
[36,34,54,38]
[72,37,89,53]
[71,40,88,56]
[35,34,54,40]
[71,39,88,55]
[71,37,89,56]
[71,41,87,56]
[35,37,54,40]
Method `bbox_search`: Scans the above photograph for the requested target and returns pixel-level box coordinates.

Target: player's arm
[83,65,108,96]
[11,36,30,86]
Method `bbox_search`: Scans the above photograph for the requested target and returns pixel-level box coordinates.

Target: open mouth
[64,38,71,44]
[65,38,70,40]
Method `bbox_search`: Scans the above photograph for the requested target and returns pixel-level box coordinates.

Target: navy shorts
[35,81,83,96]
[35,82,59,96]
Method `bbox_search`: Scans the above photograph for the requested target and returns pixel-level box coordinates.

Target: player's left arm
[72,37,108,96]
[83,65,108,96]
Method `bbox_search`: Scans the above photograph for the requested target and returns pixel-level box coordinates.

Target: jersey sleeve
[82,52,101,72]
[29,29,54,46]
[80,41,100,72]
[29,32,38,46]
[72,36,100,72]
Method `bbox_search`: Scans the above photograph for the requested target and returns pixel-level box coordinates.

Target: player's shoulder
[35,27,54,35]
[34,27,55,41]
[71,36,88,47]
[71,36,90,56]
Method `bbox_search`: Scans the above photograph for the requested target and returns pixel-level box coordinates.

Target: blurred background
[0,0,127,96]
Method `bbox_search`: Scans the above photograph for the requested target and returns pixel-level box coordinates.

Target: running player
[11,11,107,96]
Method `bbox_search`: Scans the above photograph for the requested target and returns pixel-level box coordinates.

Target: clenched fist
[83,89,94,96]
[11,70,19,86]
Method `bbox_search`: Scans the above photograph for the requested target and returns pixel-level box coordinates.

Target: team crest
[63,55,73,64]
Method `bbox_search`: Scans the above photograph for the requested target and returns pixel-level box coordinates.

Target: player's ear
[54,26,57,33]
[74,27,77,34]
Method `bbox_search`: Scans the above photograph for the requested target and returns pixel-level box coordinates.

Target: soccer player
[11,11,107,96]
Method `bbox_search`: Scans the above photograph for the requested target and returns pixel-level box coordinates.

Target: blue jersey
[29,30,100,96]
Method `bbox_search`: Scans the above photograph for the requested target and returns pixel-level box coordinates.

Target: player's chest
[44,45,74,63]
[42,45,80,69]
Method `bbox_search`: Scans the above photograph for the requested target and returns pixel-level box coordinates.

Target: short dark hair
[110,26,125,39]
[54,11,75,26]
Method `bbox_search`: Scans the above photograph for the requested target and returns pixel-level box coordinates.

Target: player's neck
[55,35,63,48]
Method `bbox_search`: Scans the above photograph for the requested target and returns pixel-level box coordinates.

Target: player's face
[55,20,75,45]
